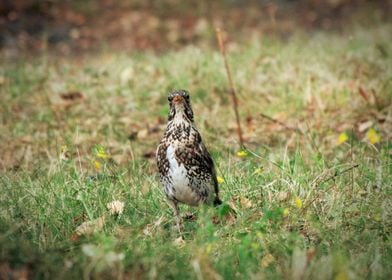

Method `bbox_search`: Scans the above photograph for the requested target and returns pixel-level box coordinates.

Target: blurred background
[1,0,391,56]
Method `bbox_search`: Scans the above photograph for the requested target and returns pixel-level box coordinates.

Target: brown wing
[156,141,169,176]
[174,140,220,201]
[197,142,220,201]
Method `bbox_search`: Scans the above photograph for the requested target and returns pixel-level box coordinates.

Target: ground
[0,1,391,279]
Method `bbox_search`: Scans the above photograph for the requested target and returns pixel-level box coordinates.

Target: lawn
[0,19,391,279]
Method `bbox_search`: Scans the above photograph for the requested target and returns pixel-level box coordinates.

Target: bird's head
[168,89,194,122]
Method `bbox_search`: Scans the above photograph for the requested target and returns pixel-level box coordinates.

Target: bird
[156,89,222,233]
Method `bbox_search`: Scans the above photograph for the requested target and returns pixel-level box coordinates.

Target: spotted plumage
[156,90,221,232]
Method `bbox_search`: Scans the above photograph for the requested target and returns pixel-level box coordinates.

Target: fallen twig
[321,164,359,184]
[301,164,359,213]
[215,28,244,146]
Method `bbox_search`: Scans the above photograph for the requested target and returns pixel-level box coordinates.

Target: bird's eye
[168,96,173,102]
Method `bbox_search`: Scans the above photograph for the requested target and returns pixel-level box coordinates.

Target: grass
[0,22,391,279]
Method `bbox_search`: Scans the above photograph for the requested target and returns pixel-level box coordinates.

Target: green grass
[0,23,391,279]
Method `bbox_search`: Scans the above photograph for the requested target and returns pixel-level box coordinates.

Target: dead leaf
[143,216,165,236]
[277,191,289,201]
[20,135,33,144]
[137,129,149,139]
[358,86,376,105]
[213,211,236,225]
[75,216,105,236]
[358,120,373,132]
[240,197,252,209]
[106,200,125,216]
[370,89,379,106]
[227,199,238,213]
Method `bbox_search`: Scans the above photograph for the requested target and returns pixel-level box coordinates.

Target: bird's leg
[169,200,182,234]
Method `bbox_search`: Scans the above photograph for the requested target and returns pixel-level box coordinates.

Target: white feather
[166,145,199,205]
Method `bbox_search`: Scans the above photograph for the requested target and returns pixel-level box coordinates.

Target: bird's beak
[173,95,184,104]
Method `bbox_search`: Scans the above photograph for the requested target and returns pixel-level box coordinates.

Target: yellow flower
[217,176,225,184]
[366,128,380,144]
[236,150,248,157]
[283,208,289,217]
[337,132,348,145]
[94,145,108,159]
[93,160,102,170]
[294,197,302,209]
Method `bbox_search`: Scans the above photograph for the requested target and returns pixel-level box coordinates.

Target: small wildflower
[236,150,248,157]
[283,208,290,217]
[366,128,380,144]
[106,200,125,216]
[294,197,303,209]
[337,132,348,145]
[94,144,109,159]
[93,160,102,170]
[217,176,225,184]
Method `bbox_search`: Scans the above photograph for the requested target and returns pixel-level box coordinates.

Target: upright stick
[215,28,244,146]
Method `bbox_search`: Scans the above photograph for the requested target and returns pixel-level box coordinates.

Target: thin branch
[321,164,359,184]
[215,28,244,146]
[301,164,359,213]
